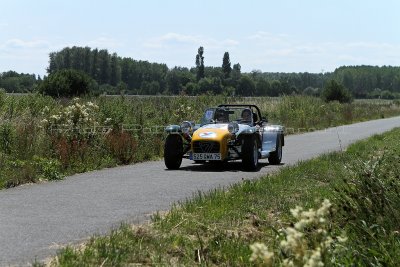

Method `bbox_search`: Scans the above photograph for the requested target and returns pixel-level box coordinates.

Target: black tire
[268,134,282,165]
[164,134,183,169]
[242,135,259,171]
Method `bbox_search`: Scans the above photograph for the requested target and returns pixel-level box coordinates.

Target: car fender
[238,126,257,135]
[262,125,284,151]
[165,125,181,134]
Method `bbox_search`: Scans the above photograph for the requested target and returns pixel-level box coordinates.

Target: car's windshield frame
[200,106,260,126]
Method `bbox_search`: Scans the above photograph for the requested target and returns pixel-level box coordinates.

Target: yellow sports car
[164,104,284,171]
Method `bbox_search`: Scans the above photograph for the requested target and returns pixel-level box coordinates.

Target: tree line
[0,71,39,93]
[1,45,400,99]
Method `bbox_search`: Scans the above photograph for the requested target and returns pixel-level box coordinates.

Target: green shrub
[322,80,353,103]
[33,156,63,181]
[39,69,94,97]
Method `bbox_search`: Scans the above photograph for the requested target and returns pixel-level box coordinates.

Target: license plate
[193,153,221,161]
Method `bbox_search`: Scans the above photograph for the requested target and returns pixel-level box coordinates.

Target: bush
[322,80,353,103]
[39,69,94,97]
[336,149,400,265]
[302,86,320,97]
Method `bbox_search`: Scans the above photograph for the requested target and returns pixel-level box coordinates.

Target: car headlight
[228,122,239,134]
[180,121,192,134]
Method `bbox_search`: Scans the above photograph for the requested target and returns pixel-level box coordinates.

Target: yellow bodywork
[191,125,232,160]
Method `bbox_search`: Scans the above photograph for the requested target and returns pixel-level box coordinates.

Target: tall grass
[1,91,400,189]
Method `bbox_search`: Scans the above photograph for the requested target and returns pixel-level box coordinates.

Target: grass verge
[45,128,400,266]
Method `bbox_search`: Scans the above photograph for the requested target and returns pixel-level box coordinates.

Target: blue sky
[1,0,399,76]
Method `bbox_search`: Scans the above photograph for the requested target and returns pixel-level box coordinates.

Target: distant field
[0,92,400,189]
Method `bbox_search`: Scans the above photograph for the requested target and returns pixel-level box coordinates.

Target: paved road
[1,116,400,266]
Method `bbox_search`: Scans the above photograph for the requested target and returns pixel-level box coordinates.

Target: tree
[236,75,255,96]
[322,80,353,103]
[91,48,99,81]
[110,53,121,86]
[222,52,232,79]
[39,69,94,97]
[255,79,270,96]
[302,87,320,97]
[195,46,205,81]
[98,49,111,84]
[232,63,241,85]
[270,80,282,96]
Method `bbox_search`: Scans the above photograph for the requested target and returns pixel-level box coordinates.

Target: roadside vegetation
[1,92,400,189]
[45,128,400,266]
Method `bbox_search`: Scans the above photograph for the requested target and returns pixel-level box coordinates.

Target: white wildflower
[316,199,331,217]
[304,248,324,267]
[294,219,308,230]
[337,235,348,243]
[251,199,345,266]
[323,236,333,248]
[282,259,295,267]
[290,206,303,218]
[249,242,274,265]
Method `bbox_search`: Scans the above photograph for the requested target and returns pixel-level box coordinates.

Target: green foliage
[322,79,353,103]
[333,65,400,98]
[335,147,400,265]
[33,156,63,181]
[302,86,320,97]
[39,69,94,97]
[0,122,15,155]
[48,46,169,95]
[237,75,256,96]
[195,46,205,81]
[255,79,270,96]
[45,46,400,97]
[222,52,231,79]
[0,71,38,93]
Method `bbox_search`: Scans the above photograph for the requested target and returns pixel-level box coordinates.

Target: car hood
[192,123,251,141]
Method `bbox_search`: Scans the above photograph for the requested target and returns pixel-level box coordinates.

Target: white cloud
[143,32,239,50]
[247,31,288,44]
[85,37,122,49]
[240,32,400,72]
[0,38,50,50]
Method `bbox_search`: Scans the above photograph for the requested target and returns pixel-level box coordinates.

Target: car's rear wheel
[242,135,259,171]
[164,134,183,169]
[268,134,282,165]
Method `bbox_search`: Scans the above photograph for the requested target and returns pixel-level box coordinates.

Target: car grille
[192,141,220,153]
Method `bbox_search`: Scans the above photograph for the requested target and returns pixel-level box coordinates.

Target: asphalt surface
[1,116,400,266]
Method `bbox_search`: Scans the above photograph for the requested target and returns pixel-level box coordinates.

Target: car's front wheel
[242,135,259,171]
[164,134,183,169]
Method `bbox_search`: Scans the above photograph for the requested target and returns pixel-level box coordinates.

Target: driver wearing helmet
[215,109,228,122]
[241,108,252,124]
